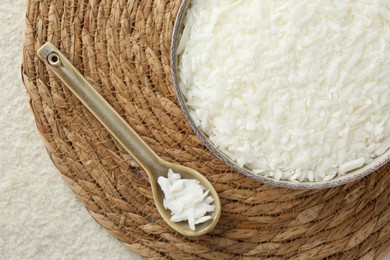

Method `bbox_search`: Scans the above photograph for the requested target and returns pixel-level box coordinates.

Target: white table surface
[0,0,141,259]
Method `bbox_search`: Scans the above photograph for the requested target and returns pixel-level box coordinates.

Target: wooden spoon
[37,42,221,236]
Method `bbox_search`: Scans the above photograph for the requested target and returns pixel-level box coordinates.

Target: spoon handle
[37,42,163,176]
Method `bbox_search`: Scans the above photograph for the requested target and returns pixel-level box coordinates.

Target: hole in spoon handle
[47,52,60,66]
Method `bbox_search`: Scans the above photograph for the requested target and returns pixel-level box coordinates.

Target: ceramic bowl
[170,0,390,189]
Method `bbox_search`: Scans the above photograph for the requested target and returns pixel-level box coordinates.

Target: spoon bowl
[152,160,221,236]
[37,42,221,236]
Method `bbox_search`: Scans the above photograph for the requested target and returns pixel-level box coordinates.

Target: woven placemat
[22,0,390,259]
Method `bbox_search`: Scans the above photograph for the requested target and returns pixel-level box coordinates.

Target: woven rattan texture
[22,0,390,259]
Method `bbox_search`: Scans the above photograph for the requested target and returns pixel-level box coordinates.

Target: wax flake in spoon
[157,169,215,230]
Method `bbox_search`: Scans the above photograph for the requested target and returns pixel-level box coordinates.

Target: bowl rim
[169,0,390,189]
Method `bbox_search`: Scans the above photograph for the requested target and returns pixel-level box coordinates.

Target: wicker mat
[22,0,390,259]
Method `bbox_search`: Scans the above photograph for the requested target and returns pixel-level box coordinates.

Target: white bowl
[170,0,390,189]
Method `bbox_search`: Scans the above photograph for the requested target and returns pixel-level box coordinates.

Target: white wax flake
[339,157,366,173]
[178,0,390,182]
[157,169,215,230]
[374,136,390,156]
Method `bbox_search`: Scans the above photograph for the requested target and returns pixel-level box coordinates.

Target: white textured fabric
[0,1,141,259]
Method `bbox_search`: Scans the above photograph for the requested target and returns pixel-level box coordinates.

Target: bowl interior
[169,0,390,189]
